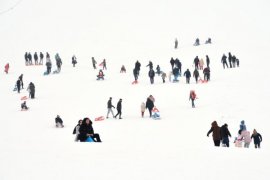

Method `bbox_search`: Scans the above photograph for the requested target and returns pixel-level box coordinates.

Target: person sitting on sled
[97,69,105,80]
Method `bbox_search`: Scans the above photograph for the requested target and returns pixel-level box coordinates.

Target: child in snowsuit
[97,70,105,80]
[120,65,126,73]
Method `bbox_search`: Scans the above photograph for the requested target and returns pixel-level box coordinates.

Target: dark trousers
[255,142,261,148]
[115,109,122,118]
[222,137,229,147]
[91,134,102,142]
[148,108,152,117]
[214,140,220,147]
[191,99,195,108]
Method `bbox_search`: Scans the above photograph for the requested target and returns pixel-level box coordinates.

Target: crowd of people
[2,38,262,148]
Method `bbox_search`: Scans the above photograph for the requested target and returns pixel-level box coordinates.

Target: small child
[251,129,262,148]
[120,65,126,73]
[161,72,167,83]
[141,102,146,118]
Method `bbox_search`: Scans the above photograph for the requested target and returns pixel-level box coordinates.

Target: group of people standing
[24,52,44,65]
[207,120,262,149]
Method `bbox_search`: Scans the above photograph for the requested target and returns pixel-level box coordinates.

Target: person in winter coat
[55,53,62,72]
[24,52,29,65]
[97,69,105,80]
[146,95,155,117]
[189,90,197,108]
[146,61,153,70]
[21,101,29,110]
[28,53,32,65]
[133,68,139,82]
[170,57,175,71]
[102,59,107,70]
[183,69,191,84]
[16,79,21,93]
[203,67,210,81]
[199,58,204,70]
[206,55,210,68]
[251,129,262,148]
[19,74,24,89]
[4,63,9,74]
[148,68,155,84]
[194,56,199,70]
[72,55,77,67]
[194,38,200,46]
[156,65,161,76]
[193,68,199,83]
[106,97,115,118]
[172,67,180,82]
[39,52,44,65]
[207,121,221,146]
[161,72,167,83]
[228,52,232,68]
[73,119,82,141]
[240,130,252,148]
[92,57,97,69]
[120,65,126,73]
[27,82,35,99]
[220,123,231,147]
[55,115,64,128]
[141,102,146,118]
[45,55,52,74]
[174,38,178,49]
[135,60,141,75]
[174,58,182,76]
[205,38,211,44]
[114,99,123,119]
[34,52,38,65]
[221,54,228,69]
[79,118,102,142]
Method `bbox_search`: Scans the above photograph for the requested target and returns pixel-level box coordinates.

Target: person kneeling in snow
[55,115,64,128]
[21,101,29,111]
[97,69,105,80]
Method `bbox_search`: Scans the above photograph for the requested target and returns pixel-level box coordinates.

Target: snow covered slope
[1,0,270,179]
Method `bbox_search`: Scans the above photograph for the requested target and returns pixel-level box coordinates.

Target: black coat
[220,125,231,138]
[148,69,155,78]
[117,100,122,111]
[55,117,63,124]
[146,98,154,110]
[107,99,115,108]
[251,133,262,144]
[79,123,94,142]
[183,70,191,78]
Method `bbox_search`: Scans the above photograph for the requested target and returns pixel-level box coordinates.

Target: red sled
[95,116,105,121]
[132,80,138,85]
[21,96,28,100]
[99,62,104,66]
[198,78,207,84]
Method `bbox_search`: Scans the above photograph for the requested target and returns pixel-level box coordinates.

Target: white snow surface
[1,0,270,179]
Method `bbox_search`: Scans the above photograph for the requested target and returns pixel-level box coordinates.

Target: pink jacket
[240,130,252,143]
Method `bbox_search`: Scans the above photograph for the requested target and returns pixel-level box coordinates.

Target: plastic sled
[43,71,49,76]
[132,80,138,84]
[21,96,28,100]
[86,137,94,142]
[95,116,105,121]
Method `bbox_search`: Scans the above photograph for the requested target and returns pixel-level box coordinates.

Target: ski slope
[1,0,270,179]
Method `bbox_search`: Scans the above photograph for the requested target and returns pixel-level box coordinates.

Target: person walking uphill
[27,82,35,99]
[114,99,123,119]
[146,95,155,117]
[220,123,231,147]
[106,97,115,119]
[207,121,221,146]
[79,118,102,142]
